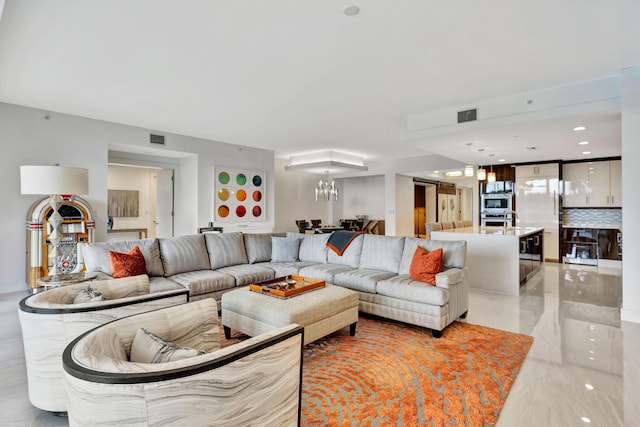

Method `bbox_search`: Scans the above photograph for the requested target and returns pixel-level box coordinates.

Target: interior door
[154,169,174,238]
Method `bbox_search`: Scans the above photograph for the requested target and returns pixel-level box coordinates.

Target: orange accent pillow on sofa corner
[109,245,148,278]
[409,246,443,285]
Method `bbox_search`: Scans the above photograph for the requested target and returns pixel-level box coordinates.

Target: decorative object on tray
[249,275,325,298]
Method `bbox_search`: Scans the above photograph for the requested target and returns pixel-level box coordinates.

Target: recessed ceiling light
[498,159,506,162]
[583,151,592,155]
[574,126,587,131]
[343,5,360,16]
[581,416,591,423]
[584,384,594,390]
[579,141,589,145]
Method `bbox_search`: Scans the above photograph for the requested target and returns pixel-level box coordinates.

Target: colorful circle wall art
[214,168,265,222]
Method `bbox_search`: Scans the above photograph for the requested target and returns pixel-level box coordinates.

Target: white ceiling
[0,1,637,172]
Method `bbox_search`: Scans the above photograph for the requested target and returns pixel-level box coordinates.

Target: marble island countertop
[432,226,544,237]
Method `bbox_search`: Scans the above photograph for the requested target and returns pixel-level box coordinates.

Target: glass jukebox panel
[26,196,96,290]
[44,204,87,274]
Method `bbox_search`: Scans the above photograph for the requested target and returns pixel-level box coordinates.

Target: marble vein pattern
[18,282,188,413]
[64,299,302,426]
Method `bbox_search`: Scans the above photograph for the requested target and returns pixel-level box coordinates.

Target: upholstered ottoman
[222,284,359,345]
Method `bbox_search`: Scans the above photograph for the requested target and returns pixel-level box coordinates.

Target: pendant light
[477,166,487,181]
[314,171,339,201]
[487,164,496,183]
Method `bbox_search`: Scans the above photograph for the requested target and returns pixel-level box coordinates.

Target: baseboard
[621,307,640,324]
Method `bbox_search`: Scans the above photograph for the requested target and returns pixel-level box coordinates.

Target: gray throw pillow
[73,286,104,304]
[271,237,300,262]
[129,328,205,363]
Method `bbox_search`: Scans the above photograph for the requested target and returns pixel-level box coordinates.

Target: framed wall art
[108,189,139,218]
[213,167,265,222]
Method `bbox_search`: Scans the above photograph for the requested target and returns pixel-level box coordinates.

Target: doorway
[414,183,437,238]
[107,164,174,240]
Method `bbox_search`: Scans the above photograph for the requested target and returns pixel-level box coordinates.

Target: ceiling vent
[150,134,165,145]
[457,108,477,124]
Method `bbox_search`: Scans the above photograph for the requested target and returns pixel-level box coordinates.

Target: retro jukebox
[25,195,96,291]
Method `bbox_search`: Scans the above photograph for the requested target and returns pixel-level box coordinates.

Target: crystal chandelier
[315,172,338,201]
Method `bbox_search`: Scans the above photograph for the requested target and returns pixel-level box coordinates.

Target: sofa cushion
[399,238,466,275]
[257,261,316,278]
[243,233,286,264]
[376,275,449,306]
[216,264,275,287]
[159,235,211,276]
[205,232,248,269]
[358,234,405,273]
[83,238,164,277]
[271,236,301,262]
[167,270,236,297]
[333,269,397,294]
[298,264,356,284]
[90,275,151,300]
[109,245,148,278]
[327,233,363,268]
[294,233,330,264]
[409,246,443,285]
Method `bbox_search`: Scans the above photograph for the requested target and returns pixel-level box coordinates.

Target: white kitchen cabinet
[516,163,560,261]
[563,160,621,207]
[563,163,589,207]
[517,163,559,178]
[609,159,622,207]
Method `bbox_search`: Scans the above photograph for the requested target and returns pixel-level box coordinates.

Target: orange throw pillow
[109,245,148,278]
[409,246,443,285]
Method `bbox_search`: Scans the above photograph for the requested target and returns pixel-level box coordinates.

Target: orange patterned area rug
[300,316,533,427]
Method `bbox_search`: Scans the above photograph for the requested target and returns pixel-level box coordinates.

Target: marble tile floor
[1,263,638,426]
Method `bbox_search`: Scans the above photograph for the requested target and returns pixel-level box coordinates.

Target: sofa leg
[223,325,231,340]
[459,310,468,319]
[349,322,357,337]
[432,329,442,339]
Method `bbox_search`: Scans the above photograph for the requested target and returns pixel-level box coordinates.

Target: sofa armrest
[436,267,469,323]
[435,267,464,288]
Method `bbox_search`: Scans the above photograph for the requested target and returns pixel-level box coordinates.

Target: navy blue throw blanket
[326,231,363,256]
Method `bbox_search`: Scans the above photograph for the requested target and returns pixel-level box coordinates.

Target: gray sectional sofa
[82,231,468,338]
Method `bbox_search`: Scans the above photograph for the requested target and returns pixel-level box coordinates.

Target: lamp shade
[20,165,89,195]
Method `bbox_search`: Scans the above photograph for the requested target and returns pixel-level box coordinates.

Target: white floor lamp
[20,165,89,276]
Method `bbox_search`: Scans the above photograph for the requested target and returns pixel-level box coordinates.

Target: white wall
[621,67,640,323]
[341,175,385,220]
[395,174,415,237]
[0,102,274,293]
[273,158,331,233]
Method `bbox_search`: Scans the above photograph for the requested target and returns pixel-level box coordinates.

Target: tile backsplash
[563,208,622,228]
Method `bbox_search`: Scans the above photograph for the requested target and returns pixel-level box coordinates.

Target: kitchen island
[431,226,544,295]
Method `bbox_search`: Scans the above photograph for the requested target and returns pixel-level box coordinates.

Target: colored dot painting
[218,172,230,184]
[215,169,265,222]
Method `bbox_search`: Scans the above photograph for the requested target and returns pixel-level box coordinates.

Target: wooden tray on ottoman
[249,275,325,299]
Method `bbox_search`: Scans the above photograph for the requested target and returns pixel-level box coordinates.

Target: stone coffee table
[221,283,359,345]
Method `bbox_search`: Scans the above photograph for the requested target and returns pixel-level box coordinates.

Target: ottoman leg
[223,325,231,340]
[350,322,357,337]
